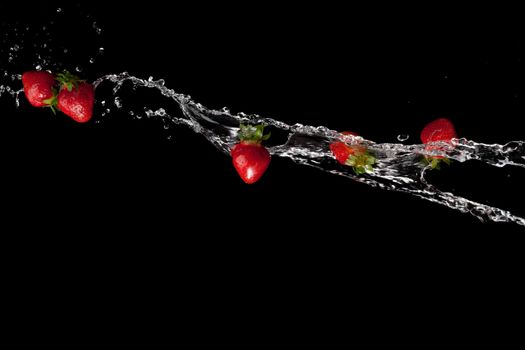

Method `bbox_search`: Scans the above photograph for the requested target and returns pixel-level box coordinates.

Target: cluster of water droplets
[1,8,524,227]
[0,6,104,103]
[93,72,525,227]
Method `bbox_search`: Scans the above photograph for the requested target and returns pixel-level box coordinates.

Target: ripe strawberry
[56,71,95,123]
[231,124,271,184]
[329,131,376,175]
[21,71,57,109]
[420,118,457,169]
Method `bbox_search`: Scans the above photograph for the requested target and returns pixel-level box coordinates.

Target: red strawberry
[22,71,57,108]
[330,131,359,164]
[420,118,457,168]
[56,71,95,123]
[231,124,271,184]
[329,131,376,175]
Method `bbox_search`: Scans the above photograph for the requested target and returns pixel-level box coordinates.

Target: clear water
[90,72,525,227]
[0,5,104,103]
[1,9,524,227]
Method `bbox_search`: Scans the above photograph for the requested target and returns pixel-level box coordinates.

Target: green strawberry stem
[422,156,452,170]
[56,71,85,92]
[238,124,271,144]
[345,151,376,175]
[42,87,58,114]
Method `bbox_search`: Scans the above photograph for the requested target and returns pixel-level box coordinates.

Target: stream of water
[1,7,524,227]
[90,72,525,227]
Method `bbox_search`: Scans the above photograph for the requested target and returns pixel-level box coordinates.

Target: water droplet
[98,47,105,54]
[63,48,68,54]
[114,97,122,108]
[57,8,62,13]
[35,65,42,71]
[105,108,111,113]
[397,134,410,142]
[89,58,95,64]
[93,22,102,35]
[101,100,106,106]
[42,43,47,48]
[75,66,83,73]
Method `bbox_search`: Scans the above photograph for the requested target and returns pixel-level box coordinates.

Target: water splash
[2,11,524,227]
[94,72,525,227]
[397,134,410,142]
[0,77,24,107]
[0,6,104,102]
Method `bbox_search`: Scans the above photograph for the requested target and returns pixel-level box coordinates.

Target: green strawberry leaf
[56,71,85,92]
[346,155,358,167]
[238,124,271,143]
[422,156,452,170]
[345,150,376,175]
[42,87,58,115]
[262,131,271,141]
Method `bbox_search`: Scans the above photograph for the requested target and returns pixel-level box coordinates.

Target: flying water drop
[397,134,410,142]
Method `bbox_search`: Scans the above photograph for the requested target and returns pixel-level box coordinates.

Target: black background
[1,2,524,290]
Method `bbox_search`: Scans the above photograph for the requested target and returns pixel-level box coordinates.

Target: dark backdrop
[1,3,524,283]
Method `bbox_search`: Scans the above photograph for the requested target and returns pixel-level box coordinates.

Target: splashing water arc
[1,7,524,227]
[91,73,525,227]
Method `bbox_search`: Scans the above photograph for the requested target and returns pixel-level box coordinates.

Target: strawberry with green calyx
[22,71,58,112]
[55,71,85,92]
[420,118,457,170]
[55,71,95,123]
[231,124,271,184]
[329,131,376,175]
